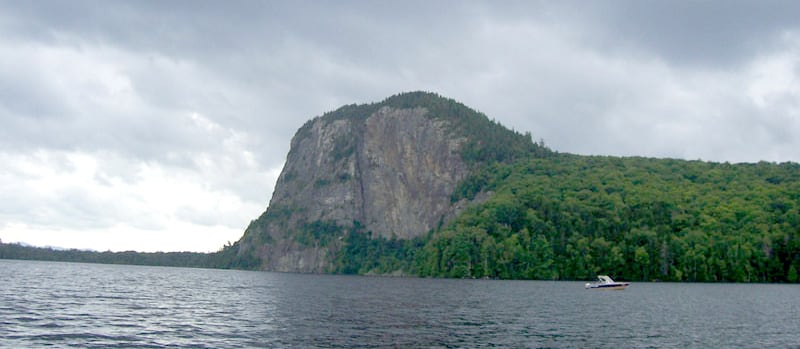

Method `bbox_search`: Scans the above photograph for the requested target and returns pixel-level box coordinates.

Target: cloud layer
[1,1,799,251]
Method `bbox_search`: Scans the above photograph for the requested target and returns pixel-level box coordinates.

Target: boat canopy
[597,275,614,283]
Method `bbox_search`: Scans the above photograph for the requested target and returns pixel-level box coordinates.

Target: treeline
[380,91,551,163]
[334,155,800,282]
[0,242,222,269]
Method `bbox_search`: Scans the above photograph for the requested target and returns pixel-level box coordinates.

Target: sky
[1,1,799,252]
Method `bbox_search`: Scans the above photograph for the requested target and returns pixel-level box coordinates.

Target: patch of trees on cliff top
[298,91,552,165]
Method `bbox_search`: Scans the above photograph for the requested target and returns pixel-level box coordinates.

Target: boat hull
[586,283,629,290]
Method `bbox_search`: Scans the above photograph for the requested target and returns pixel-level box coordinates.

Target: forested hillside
[338,155,800,282]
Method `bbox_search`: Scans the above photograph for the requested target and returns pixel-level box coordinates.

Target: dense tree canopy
[378,156,799,282]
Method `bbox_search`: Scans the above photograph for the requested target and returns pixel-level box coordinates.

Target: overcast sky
[2,1,799,252]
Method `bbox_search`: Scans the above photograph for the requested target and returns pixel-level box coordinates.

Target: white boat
[584,275,629,290]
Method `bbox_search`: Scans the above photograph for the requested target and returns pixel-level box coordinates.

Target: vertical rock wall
[238,105,471,272]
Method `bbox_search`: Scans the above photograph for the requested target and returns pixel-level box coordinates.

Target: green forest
[414,156,799,282]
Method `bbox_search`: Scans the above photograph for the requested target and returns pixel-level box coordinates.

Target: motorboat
[584,275,629,290]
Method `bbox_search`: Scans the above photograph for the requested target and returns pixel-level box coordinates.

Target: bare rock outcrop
[235,92,520,272]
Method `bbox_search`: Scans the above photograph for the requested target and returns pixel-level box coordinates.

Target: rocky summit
[232,92,535,272]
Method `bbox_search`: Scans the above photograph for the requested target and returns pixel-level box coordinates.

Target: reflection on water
[1,259,799,348]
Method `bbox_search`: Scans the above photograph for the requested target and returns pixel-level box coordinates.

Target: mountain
[218,92,799,283]
[227,92,546,272]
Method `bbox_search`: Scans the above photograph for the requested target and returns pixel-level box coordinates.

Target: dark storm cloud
[593,1,800,67]
[3,0,800,163]
[501,1,800,68]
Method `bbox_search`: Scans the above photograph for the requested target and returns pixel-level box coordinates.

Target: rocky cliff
[234,92,537,272]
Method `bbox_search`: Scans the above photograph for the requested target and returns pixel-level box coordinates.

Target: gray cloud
[524,1,800,68]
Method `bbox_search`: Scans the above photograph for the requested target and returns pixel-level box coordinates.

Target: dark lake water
[2,259,799,348]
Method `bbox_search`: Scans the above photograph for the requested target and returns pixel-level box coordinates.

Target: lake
[1,259,799,348]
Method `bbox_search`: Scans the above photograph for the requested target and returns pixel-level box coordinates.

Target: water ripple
[2,260,800,348]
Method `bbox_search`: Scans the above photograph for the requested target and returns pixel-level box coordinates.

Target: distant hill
[0,242,216,268]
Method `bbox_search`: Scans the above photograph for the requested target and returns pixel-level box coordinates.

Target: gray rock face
[239,105,472,272]
[359,107,469,238]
